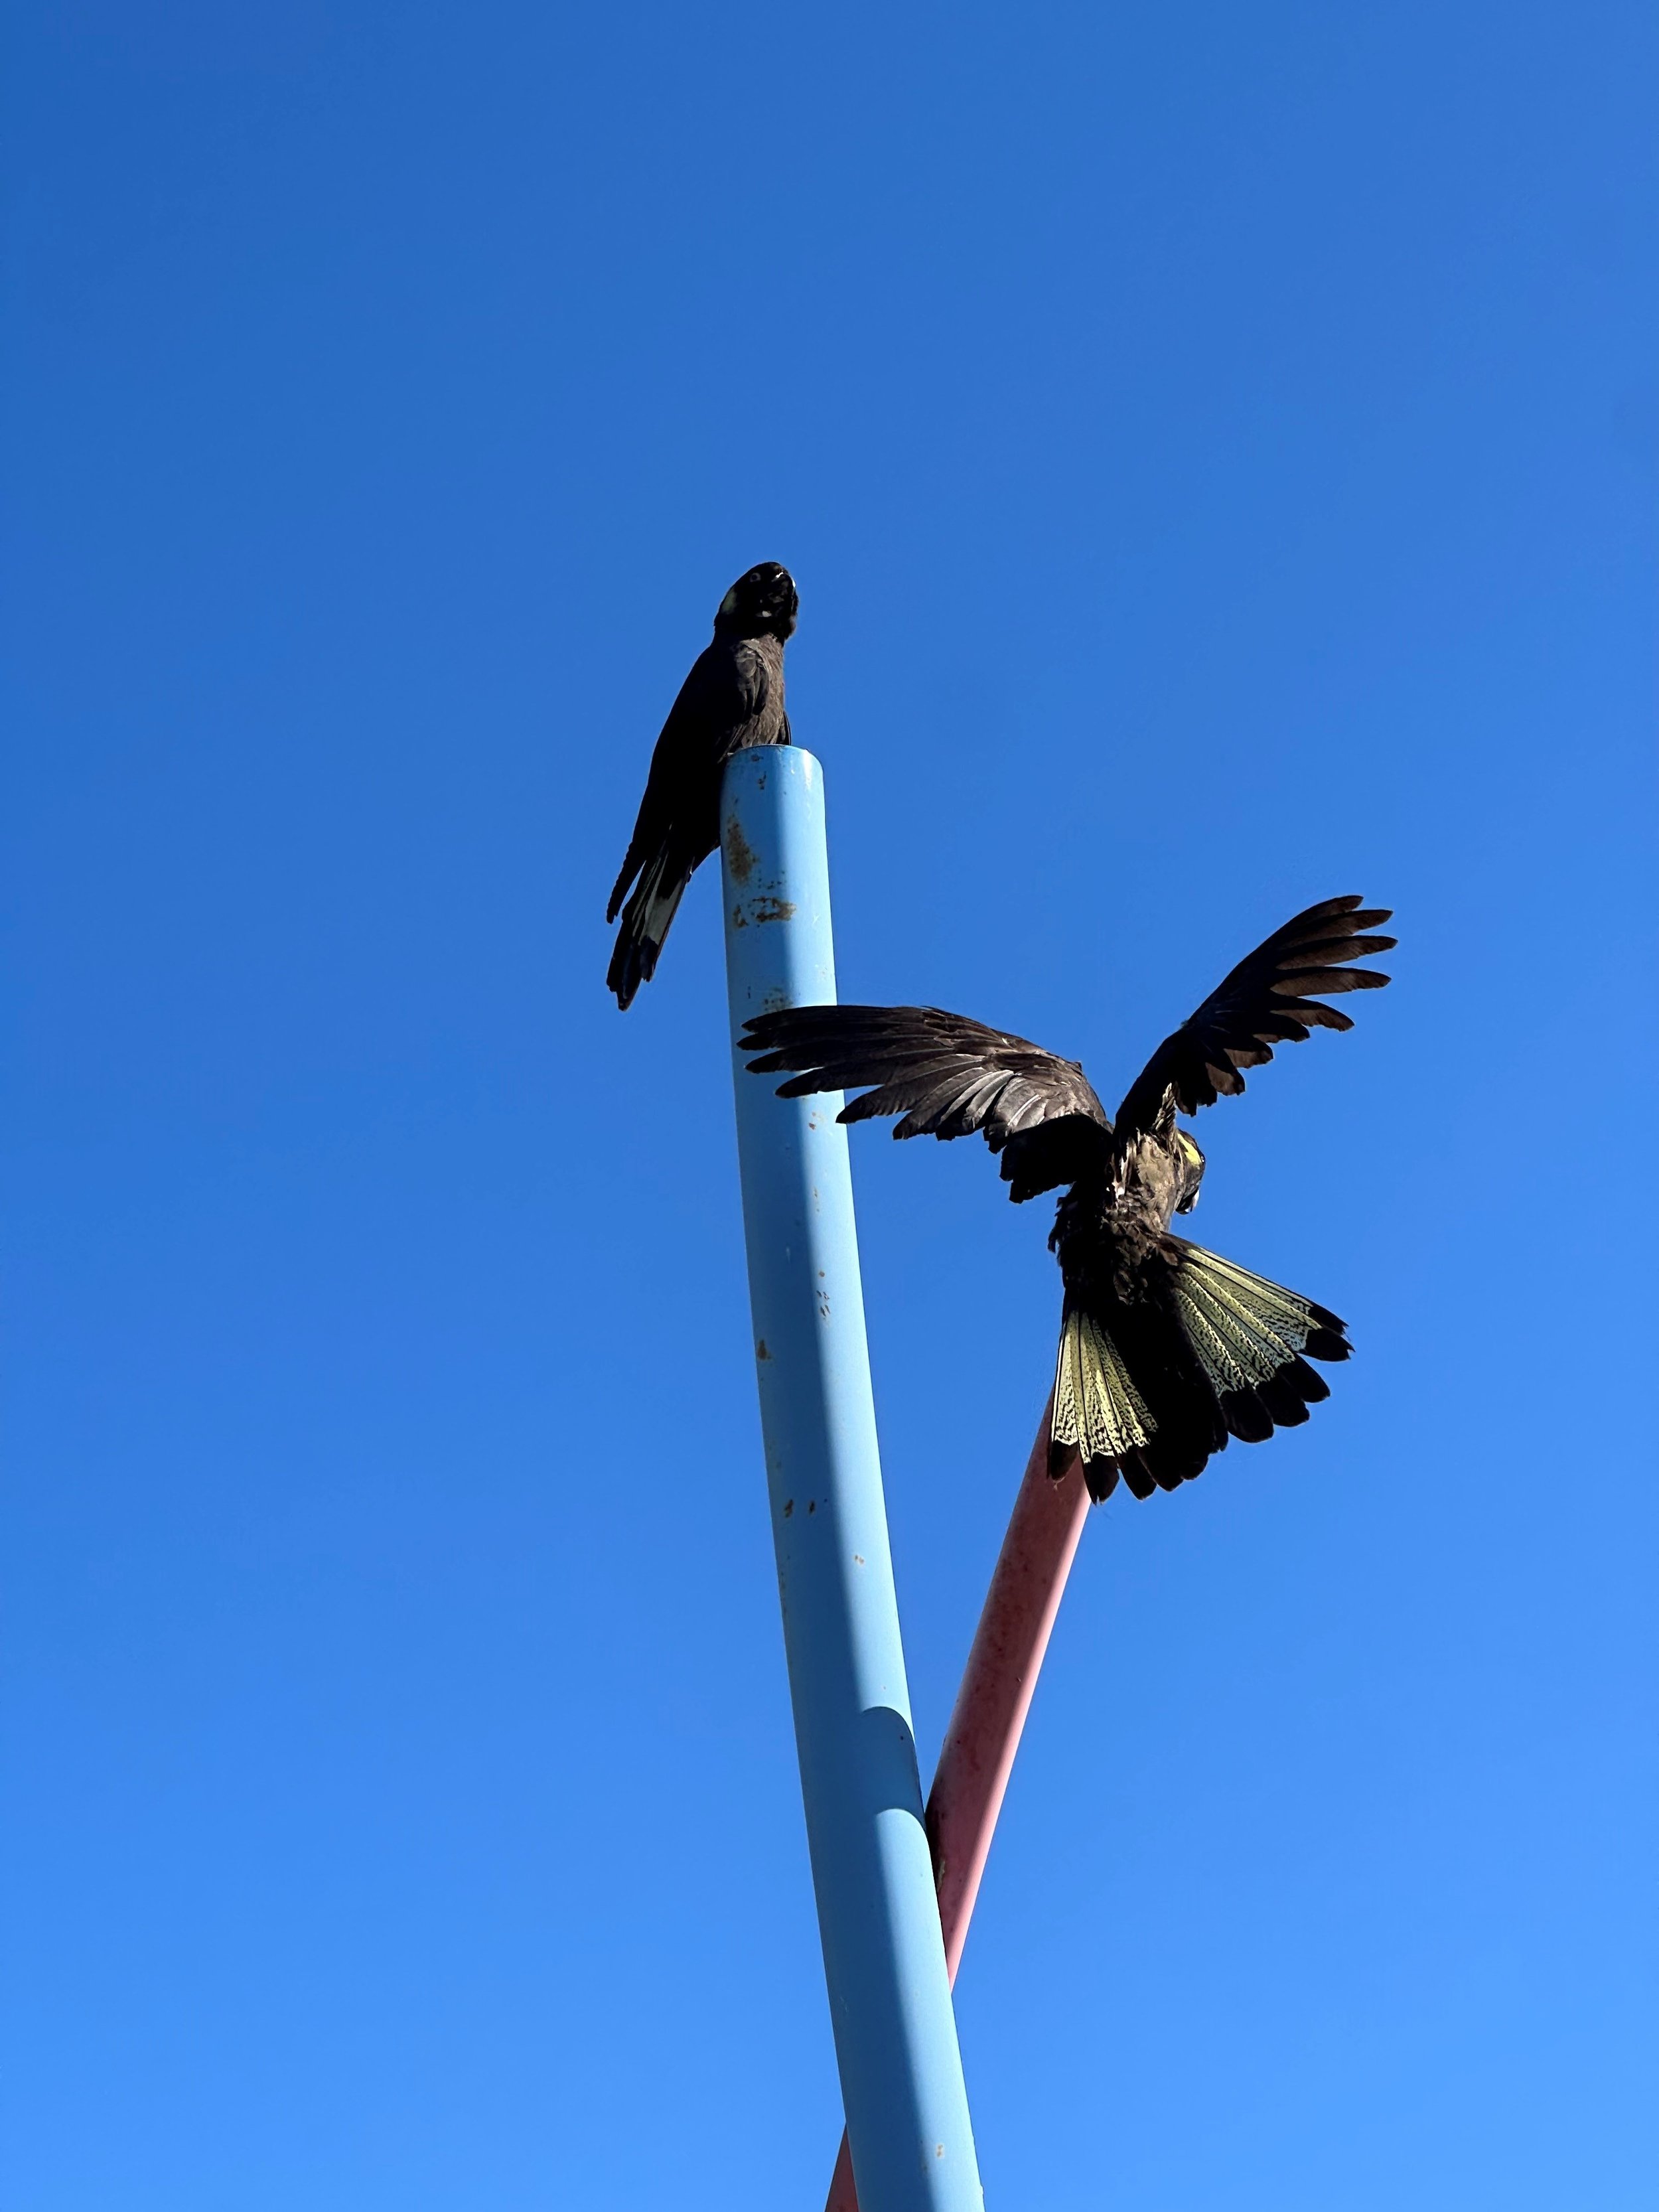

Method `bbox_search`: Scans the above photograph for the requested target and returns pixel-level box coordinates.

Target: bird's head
[715,562,798,640]
[1173,1128,1206,1214]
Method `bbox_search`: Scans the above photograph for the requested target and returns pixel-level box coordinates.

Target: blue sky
[4,5,1656,2207]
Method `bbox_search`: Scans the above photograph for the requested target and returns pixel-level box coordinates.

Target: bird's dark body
[638,630,790,865]
[744,895,1392,1502]
[1050,1124,1189,1288]
[607,563,797,1009]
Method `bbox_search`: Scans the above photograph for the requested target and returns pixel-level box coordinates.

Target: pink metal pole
[824,1402,1091,2212]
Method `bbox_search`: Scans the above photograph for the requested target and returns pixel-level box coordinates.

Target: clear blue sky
[5,6,1655,2207]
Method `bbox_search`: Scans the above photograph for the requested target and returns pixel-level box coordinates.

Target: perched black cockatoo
[743,896,1394,1501]
[606,561,798,1009]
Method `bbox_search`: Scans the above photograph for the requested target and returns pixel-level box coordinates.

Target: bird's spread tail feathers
[1052,1242,1349,1502]
[607,849,690,1011]
[1052,1306,1154,1477]
[1169,1244,1347,1398]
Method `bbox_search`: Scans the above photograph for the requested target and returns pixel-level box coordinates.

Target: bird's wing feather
[607,642,771,919]
[1114,895,1395,1133]
[743,1005,1111,1202]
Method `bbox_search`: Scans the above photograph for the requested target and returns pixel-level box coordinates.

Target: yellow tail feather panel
[1172,1246,1315,1397]
[1052,1306,1153,1461]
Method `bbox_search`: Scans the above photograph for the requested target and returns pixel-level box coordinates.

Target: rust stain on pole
[723,816,758,883]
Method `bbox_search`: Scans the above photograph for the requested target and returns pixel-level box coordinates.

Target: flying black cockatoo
[606,561,799,1009]
[743,896,1394,1501]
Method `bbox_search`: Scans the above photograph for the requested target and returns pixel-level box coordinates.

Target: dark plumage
[607,562,798,1008]
[743,896,1394,1502]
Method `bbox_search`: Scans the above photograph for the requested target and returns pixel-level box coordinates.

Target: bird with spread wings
[743,896,1394,1501]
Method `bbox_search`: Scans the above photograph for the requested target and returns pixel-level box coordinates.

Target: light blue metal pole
[721,745,983,2212]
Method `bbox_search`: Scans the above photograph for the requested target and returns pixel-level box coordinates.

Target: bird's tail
[1050,1241,1350,1502]
[607,847,690,1010]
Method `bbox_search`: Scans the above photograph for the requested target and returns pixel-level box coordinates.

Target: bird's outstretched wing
[743,1004,1111,1202]
[1114,895,1395,1136]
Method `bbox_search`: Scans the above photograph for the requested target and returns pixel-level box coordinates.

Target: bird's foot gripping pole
[721,747,984,2212]
[825,1410,1091,2212]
